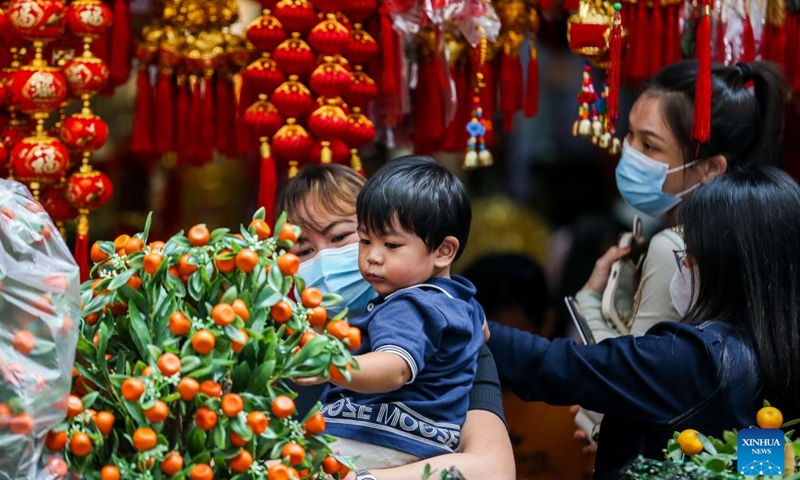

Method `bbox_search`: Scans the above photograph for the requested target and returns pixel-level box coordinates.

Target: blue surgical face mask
[296,242,377,318]
[616,140,702,217]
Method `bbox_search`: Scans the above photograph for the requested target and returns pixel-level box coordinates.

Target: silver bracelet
[356,470,378,480]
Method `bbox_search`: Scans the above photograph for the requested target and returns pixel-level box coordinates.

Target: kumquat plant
[53,209,359,480]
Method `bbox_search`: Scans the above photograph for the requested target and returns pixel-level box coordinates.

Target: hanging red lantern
[273,34,317,76]
[65,168,112,210]
[309,58,352,98]
[7,66,68,117]
[345,26,379,65]
[309,0,341,13]
[273,0,318,34]
[61,112,108,151]
[242,56,287,94]
[343,110,377,149]
[308,14,352,56]
[271,75,315,119]
[66,0,113,39]
[7,0,67,41]
[271,119,313,161]
[308,103,349,140]
[343,0,378,23]
[63,53,109,97]
[307,138,350,163]
[243,95,285,138]
[345,69,377,109]
[246,10,287,53]
[10,135,70,185]
[40,186,78,222]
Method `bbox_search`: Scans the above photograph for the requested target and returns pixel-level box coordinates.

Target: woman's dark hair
[679,167,800,417]
[645,61,787,169]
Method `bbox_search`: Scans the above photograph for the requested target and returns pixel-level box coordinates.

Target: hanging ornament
[342,110,376,174]
[307,101,349,163]
[273,0,318,34]
[7,0,67,41]
[61,111,108,152]
[66,0,113,39]
[693,0,712,143]
[271,75,315,119]
[242,55,287,94]
[308,138,350,164]
[308,14,352,55]
[271,119,313,177]
[464,36,492,169]
[273,33,317,76]
[345,25,379,65]
[244,94,284,224]
[246,9,288,53]
[309,57,353,98]
[10,133,70,196]
[343,0,378,23]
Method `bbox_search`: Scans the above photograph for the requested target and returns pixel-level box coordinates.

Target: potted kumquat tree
[50,209,359,480]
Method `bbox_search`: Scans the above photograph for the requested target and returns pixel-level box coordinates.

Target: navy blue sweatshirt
[488,320,761,479]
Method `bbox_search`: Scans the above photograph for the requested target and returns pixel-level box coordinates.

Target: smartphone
[564,296,596,346]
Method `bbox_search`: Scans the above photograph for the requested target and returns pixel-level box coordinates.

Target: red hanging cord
[130,64,153,153]
[692,0,712,143]
[154,68,174,154]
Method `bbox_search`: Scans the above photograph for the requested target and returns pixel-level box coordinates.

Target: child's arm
[293,352,411,393]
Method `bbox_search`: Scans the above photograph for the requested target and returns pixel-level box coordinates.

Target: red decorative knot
[185,47,226,74]
[273,34,317,76]
[243,95,285,138]
[343,111,376,149]
[65,168,112,210]
[271,75,315,119]
[344,69,377,109]
[61,113,108,151]
[10,135,70,184]
[271,119,314,161]
[8,0,67,41]
[308,138,350,163]
[309,58,353,98]
[246,10,287,53]
[66,0,112,39]
[343,0,378,23]
[345,26,379,65]
[308,14,351,56]
[308,103,349,140]
[273,0,318,34]
[63,54,109,97]
[8,66,68,116]
[40,186,78,222]
[242,56,286,93]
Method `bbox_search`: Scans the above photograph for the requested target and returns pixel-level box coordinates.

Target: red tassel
[714,16,727,63]
[130,65,153,154]
[187,76,202,164]
[631,0,649,81]
[741,13,756,62]
[91,36,109,65]
[481,60,496,147]
[258,139,277,224]
[198,76,215,164]
[773,25,787,70]
[109,0,132,87]
[499,51,522,131]
[761,25,773,60]
[621,3,637,82]
[74,215,90,283]
[790,16,800,91]
[693,1,712,143]
[215,73,235,156]
[524,40,540,117]
[175,76,190,165]
[412,58,445,152]
[608,6,623,124]
[650,1,663,76]
[154,68,174,154]
[443,65,466,151]
[237,77,255,155]
[379,5,403,126]
[665,5,680,64]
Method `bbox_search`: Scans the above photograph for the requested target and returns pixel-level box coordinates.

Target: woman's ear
[434,236,460,268]
[700,154,728,182]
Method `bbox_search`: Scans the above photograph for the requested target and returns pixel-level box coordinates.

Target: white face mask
[670,265,699,317]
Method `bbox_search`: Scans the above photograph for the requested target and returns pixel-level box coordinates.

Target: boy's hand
[483,322,490,342]
[293,376,326,386]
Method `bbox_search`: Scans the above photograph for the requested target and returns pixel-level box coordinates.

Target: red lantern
[344,0,378,23]
[273,34,317,76]
[309,0,341,13]
[346,27,379,65]
[309,58,352,98]
[242,56,286,94]
[271,75,314,119]
[65,168,112,210]
[8,66,68,116]
[308,15,351,56]
[10,135,70,184]
[8,0,67,41]
[40,186,78,222]
[63,54,109,97]
[273,0,318,34]
[344,70,377,109]
[343,111,376,149]
[271,119,313,161]
[308,103,348,140]
[66,0,112,39]
[308,138,349,163]
[246,10,287,53]
[61,113,108,151]
[243,95,285,138]
[1,122,29,151]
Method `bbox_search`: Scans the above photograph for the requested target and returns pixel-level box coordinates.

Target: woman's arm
[367,410,515,480]
[629,229,684,335]
[576,246,630,341]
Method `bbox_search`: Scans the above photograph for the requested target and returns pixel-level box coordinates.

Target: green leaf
[142,212,153,243]
[723,430,738,446]
[210,228,230,243]
[212,424,226,449]
[256,288,282,310]
[232,363,253,392]
[225,325,246,343]
[98,241,115,256]
[703,458,727,472]
[253,207,266,221]
[81,391,100,410]
[189,270,203,301]
[274,212,287,239]
[294,277,306,294]
[696,432,717,455]
[321,293,343,308]
[230,416,253,441]
[127,301,151,360]
[220,286,238,305]
[118,285,149,316]
[180,356,201,373]
[782,418,800,428]
[248,361,275,394]
[268,264,284,292]
[108,270,136,290]
[187,427,207,457]
[332,307,349,321]
[147,345,162,361]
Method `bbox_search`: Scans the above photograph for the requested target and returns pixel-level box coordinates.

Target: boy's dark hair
[357,156,471,260]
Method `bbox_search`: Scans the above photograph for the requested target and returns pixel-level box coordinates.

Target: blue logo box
[738,428,784,476]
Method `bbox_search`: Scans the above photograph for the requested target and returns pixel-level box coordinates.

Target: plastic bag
[0,179,81,480]
[450,0,501,46]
